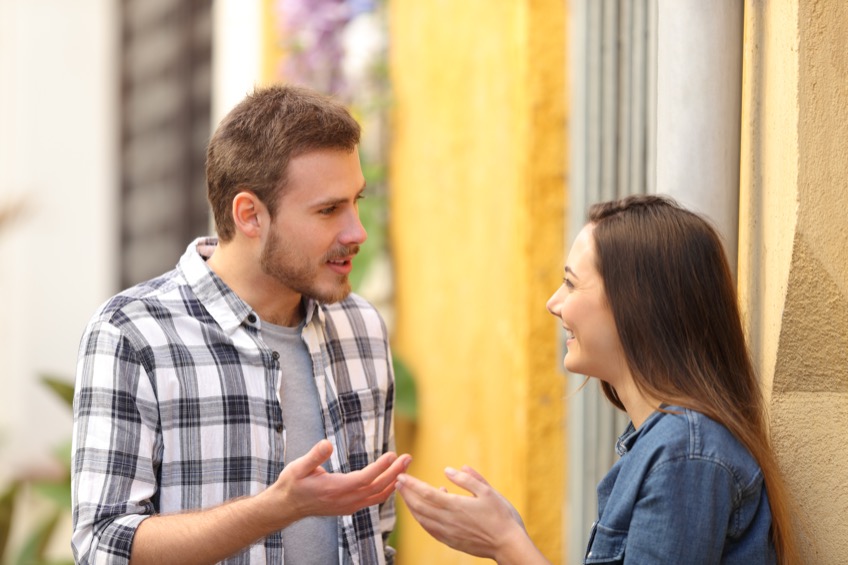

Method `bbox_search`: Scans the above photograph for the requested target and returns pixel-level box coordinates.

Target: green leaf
[350,194,388,292]
[31,479,72,511]
[51,441,72,471]
[392,356,418,420]
[13,507,60,565]
[0,482,20,561]
[39,376,74,408]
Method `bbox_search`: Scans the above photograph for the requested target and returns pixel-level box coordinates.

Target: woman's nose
[546,286,564,317]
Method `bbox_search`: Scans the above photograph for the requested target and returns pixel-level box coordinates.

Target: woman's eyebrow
[565,266,579,279]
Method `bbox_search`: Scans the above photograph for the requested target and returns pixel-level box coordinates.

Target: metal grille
[120,0,213,287]
[566,0,657,561]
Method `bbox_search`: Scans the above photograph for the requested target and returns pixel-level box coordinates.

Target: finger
[397,482,438,521]
[396,473,443,499]
[345,455,410,507]
[361,477,402,508]
[396,474,451,516]
[397,480,466,542]
[324,453,408,513]
[460,465,492,486]
[366,454,410,492]
[340,451,400,495]
[288,439,333,479]
[444,467,490,497]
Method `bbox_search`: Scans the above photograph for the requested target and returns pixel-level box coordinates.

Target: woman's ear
[232,191,265,239]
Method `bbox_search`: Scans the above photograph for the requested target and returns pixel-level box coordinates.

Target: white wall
[212,0,263,125]
[0,0,119,479]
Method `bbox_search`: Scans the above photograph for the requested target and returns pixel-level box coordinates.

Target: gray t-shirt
[261,320,340,565]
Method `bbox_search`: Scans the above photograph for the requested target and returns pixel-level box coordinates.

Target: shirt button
[272,351,280,360]
[247,314,257,323]
[276,424,283,433]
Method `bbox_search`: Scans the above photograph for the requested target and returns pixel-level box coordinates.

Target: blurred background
[1,0,846,563]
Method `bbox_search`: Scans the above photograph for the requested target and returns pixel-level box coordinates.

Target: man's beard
[260,229,357,304]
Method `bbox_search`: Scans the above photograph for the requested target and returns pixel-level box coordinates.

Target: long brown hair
[588,194,798,564]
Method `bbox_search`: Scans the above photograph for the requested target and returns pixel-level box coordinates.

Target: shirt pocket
[584,521,627,564]
[337,388,382,469]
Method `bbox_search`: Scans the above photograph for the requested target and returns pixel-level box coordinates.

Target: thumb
[290,439,333,479]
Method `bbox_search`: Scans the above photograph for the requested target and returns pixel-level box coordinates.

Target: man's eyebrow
[565,266,579,279]
[311,185,367,208]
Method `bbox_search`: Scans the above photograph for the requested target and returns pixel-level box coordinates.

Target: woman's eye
[564,278,575,290]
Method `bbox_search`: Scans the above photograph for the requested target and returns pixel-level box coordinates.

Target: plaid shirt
[71,238,396,565]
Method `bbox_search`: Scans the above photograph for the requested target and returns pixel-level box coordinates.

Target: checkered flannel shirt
[71,237,396,565]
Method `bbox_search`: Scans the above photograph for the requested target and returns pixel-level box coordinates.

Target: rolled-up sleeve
[72,318,160,565]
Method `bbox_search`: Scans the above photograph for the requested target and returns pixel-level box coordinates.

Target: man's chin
[305,282,352,305]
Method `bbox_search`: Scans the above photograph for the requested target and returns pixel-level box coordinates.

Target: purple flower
[276,0,353,96]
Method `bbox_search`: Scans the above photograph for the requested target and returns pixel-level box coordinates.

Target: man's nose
[340,211,367,246]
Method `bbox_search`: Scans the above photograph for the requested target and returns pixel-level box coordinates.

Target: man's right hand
[264,439,412,525]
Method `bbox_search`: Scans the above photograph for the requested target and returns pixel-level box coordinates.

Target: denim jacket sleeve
[585,409,774,565]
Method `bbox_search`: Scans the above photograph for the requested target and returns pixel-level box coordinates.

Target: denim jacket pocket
[584,522,627,564]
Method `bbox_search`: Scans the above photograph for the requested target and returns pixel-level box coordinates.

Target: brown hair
[588,194,798,564]
[206,84,361,241]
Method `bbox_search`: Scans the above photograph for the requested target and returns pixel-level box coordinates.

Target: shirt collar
[615,408,667,456]
[178,237,325,334]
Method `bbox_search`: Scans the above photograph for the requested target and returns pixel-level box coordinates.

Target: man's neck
[206,239,304,327]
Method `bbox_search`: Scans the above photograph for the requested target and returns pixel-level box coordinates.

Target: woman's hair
[587,194,798,563]
[206,84,361,241]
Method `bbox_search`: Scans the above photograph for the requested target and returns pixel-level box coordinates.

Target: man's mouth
[325,247,359,275]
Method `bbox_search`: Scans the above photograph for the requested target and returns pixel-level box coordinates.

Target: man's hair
[587,194,798,563]
[206,84,361,241]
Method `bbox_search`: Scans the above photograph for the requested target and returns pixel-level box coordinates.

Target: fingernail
[403,457,412,470]
[445,466,457,477]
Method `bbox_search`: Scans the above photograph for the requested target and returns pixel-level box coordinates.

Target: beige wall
[388,0,567,562]
[739,0,848,561]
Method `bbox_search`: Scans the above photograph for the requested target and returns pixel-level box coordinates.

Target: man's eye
[319,206,337,215]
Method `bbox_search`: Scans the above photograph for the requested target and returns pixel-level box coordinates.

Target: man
[71,85,410,565]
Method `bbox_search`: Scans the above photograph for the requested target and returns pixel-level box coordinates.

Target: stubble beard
[260,229,356,304]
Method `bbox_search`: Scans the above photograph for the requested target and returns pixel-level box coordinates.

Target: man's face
[260,147,367,304]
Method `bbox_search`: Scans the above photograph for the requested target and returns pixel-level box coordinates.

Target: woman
[396,195,798,564]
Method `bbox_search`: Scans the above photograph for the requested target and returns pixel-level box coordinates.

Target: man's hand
[260,439,412,528]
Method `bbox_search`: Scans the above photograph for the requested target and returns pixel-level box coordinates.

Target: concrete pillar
[655,0,744,271]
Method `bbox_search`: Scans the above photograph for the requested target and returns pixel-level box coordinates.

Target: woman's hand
[396,466,550,565]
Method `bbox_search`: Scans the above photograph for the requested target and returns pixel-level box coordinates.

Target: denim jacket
[585,407,776,564]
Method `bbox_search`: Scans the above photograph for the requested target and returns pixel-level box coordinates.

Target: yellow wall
[388,1,567,562]
[740,0,848,560]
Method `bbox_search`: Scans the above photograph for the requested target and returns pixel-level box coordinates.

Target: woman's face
[546,224,627,382]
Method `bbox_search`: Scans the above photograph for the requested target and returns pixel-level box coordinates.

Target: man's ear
[232,191,265,239]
